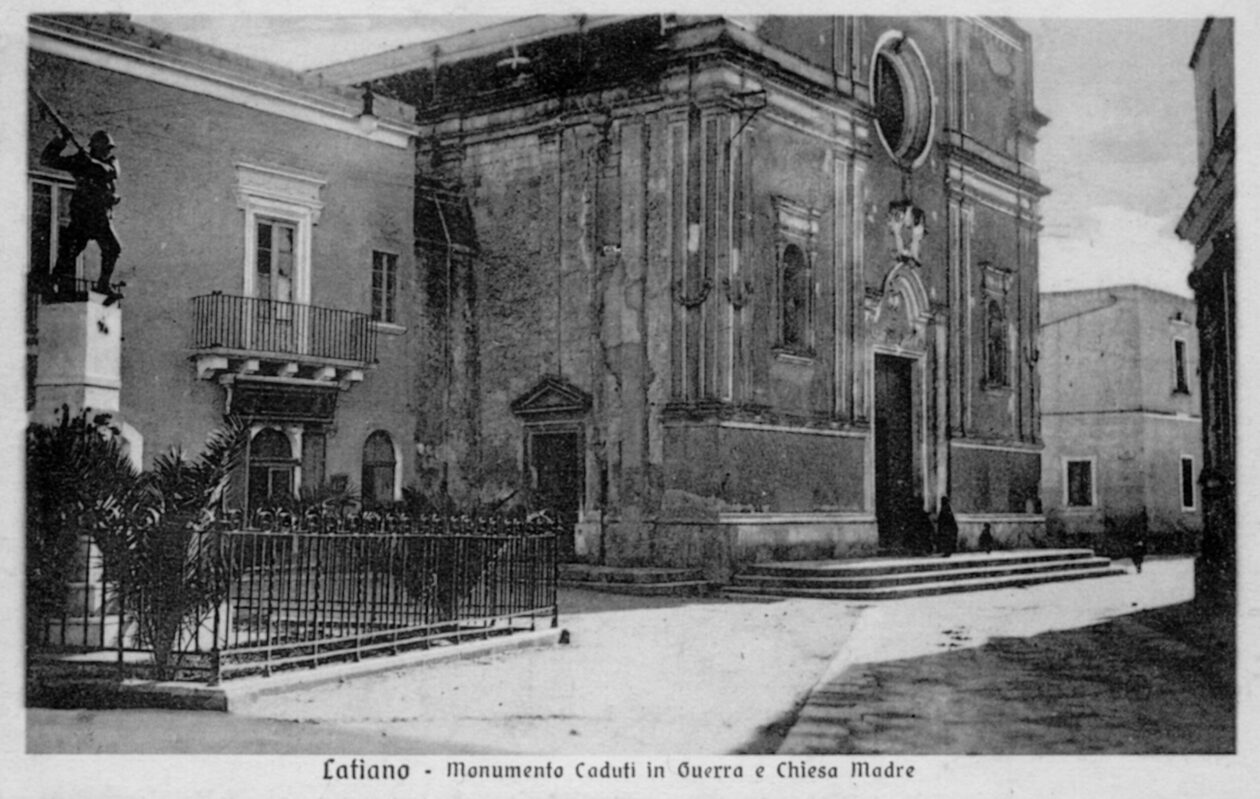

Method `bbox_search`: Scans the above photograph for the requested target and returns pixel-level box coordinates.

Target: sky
[1018,18,1200,298]
[132,11,1205,299]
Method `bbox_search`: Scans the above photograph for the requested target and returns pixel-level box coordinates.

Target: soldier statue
[40,129,122,298]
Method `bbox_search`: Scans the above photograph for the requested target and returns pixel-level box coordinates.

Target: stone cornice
[30,17,418,149]
[1177,114,1234,245]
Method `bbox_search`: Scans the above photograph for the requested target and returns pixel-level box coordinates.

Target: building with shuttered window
[26,14,421,518]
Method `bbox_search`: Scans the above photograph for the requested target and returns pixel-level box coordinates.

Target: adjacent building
[27,15,421,518]
[311,15,1050,577]
[1040,286,1202,555]
[1177,17,1234,602]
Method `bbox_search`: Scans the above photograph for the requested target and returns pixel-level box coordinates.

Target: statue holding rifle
[33,88,122,299]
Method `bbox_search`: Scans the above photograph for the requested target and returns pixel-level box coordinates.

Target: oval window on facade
[871,33,935,168]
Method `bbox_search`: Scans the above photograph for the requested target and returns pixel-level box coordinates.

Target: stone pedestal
[32,292,121,421]
[54,534,131,648]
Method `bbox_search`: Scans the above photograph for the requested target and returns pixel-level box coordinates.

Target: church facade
[315,15,1050,577]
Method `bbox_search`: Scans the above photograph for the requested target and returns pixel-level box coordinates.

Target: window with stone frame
[1065,458,1095,508]
[771,197,819,355]
[235,163,324,316]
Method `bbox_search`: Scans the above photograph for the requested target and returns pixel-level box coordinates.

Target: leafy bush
[99,418,248,677]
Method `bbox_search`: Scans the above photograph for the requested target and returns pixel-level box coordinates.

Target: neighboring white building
[1040,286,1202,554]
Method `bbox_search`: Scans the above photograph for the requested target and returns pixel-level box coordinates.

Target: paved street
[27,556,1231,757]
[780,557,1233,754]
[234,589,864,755]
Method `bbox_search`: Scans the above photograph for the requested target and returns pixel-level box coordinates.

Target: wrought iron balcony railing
[191,292,377,365]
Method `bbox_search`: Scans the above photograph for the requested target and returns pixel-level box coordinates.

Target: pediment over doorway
[510,375,592,419]
[864,262,937,350]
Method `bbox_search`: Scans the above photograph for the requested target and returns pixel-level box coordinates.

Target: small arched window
[362,431,397,507]
[986,299,1008,387]
[248,427,295,518]
[780,244,810,350]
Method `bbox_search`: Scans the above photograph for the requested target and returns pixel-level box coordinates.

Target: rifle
[29,85,80,150]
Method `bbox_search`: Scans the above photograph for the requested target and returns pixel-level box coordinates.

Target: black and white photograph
[3,1,1253,796]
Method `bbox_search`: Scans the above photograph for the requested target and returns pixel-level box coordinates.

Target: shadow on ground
[783,600,1234,755]
[27,708,506,755]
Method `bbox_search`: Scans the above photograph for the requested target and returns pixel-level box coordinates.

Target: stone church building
[314,15,1050,577]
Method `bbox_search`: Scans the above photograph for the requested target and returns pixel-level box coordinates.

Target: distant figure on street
[936,496,958,557]
[1131,536,1148,574]
[979,523,995,554]
[40,129,122,296]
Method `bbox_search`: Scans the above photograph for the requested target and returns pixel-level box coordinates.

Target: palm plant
[93,418,249,678]
[27,411,249,679]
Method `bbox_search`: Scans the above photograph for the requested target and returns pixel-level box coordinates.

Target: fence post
[551,529,559,629]
[116,573,125,679]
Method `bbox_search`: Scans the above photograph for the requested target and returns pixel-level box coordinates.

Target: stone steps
[723,549,1127,601]
[558,564,712,597]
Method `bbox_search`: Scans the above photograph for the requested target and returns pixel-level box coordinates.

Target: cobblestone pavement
[779,557,1235,754]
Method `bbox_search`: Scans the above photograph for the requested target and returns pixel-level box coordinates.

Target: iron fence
[191,292,377,364]
[32,512,559,683]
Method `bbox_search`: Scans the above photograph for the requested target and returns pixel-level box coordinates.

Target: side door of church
[528,429,582,558]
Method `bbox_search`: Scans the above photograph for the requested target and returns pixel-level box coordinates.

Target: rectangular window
[1065,459,1094,508]
[371,250,398,324]
[1173,338,1190,394]
[256,218,295,319]
[1181,456,1196,511]
[29,178,92,281]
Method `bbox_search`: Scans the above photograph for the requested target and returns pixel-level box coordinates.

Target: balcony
[191,292,376,389]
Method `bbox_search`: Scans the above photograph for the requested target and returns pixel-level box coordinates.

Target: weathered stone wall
[950,445,1040,515]
[662,425,865,513]
[402,15,1047,561]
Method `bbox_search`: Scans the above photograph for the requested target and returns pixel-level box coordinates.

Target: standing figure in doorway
[910,497,935,556]
[936,495,959,557]
[40,129,122,296]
